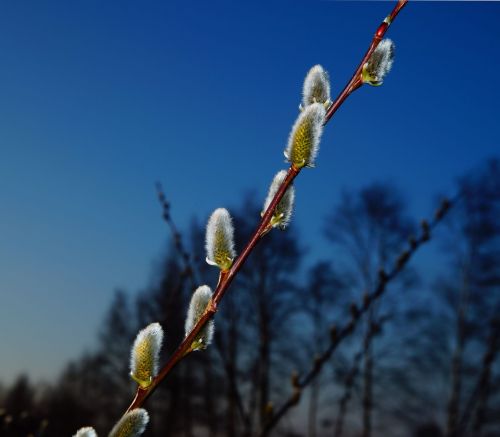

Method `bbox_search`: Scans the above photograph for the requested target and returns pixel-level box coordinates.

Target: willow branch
[124,0,409,417]
[156,184,250,430]
[324,0,408,124]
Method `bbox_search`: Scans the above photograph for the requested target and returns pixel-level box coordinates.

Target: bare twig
[258,198,455,436]
[155,182,199,289]
[459,317,500,433]
[334,316,390,437]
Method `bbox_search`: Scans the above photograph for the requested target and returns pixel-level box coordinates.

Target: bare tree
[325,182,416,437]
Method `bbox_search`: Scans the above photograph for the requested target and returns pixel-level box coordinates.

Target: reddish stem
[126,165,300,412]
[324,0,408,124]
[124,0,408,416]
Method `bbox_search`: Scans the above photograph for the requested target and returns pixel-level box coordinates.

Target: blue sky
[0,0,499,383]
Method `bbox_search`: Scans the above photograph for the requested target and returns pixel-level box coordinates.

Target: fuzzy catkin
[302,65,331,107]
[362,39,394,86]
[130,323,163,388]
[205,208,236,271]
[109,409,149,437]
[285,103,326,168]
[262,170,295,230]
[185,285,214,350]
[74,427,98,437]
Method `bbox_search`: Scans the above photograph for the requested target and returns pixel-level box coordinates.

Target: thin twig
[123,0,409,417]
[334,316,390,437]
[258,197,455,436]
[155,182,199,289]
[459,316,500,432]
[324,0,408,124]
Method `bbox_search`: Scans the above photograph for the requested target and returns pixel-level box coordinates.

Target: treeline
[1,159,499,437]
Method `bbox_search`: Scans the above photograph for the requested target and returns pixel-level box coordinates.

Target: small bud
[350,303,359,319]
[378,268,388,284]
[396,250,410,269]
[109,409,149,437]
[421,219,430,241]
[284,103,326,169]
[130,323,163,389]
[330,324,338,342]
[435,198,451,220]
[262,170,295,230]
[362,39,395,86]
[371,322,381,335]
[408,235,417,250]
[302,65,331,108]
[291,371,300,388]
[291,389,302,405]
[205,208,236,271]
[313,355,322,370]
[185,285,214,351]
[74,427,97,437]
[264,402,274,417]
[363,293,370,308]
[346,320,355,333]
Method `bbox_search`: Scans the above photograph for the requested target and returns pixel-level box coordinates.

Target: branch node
[313,355,322,370]
[350,303,359,319]
[378,267,388,284]
[396,250,410,269]
[435,197,451,220]
[362,292,370,309]
[408,235,417,250]
[330,324,338,342]
[420,219,430,241]
[291,389,302,405]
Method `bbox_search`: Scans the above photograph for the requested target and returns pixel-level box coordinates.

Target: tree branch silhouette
[258,197,455,436]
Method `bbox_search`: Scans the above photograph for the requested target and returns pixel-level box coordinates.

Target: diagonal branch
[324,0,408,124]
[156,183,251,431]
[258,197,455,436]
[122,0,409,419]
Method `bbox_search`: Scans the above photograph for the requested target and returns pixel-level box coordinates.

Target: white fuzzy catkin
[362,39,395,86]
[284,103,326,168]
[262,170,295,230]
[205,208,236,271]
[302,65,331,108]
[185,285,214,351]
[74,427,98,437]
[109,409,149,437]
[130,323,163,388]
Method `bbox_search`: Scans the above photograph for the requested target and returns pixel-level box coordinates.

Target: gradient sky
[1,0,499,384]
